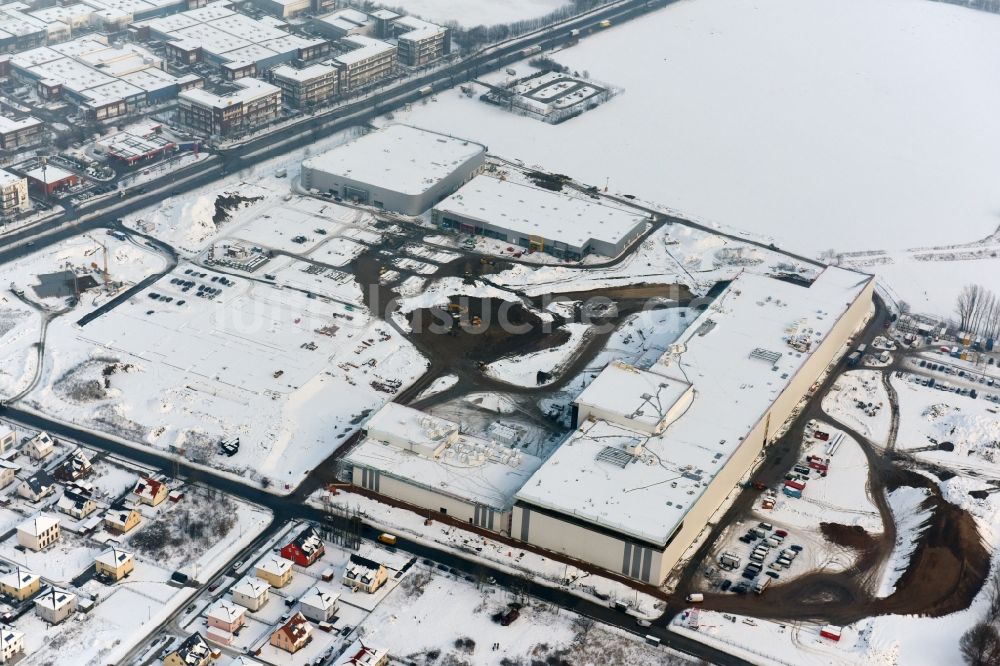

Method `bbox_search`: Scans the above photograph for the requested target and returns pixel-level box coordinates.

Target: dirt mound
[820,523,878,551]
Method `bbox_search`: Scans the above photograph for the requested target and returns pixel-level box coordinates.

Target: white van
[686,593,704,603]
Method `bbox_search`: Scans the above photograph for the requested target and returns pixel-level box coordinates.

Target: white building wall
[352,467,509,533]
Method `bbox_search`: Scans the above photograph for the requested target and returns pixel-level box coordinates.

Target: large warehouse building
[432,175,648,259]
[344,265,873,585]
[345,403,541,531]
[511,267,874,584]
[300,124,486,215]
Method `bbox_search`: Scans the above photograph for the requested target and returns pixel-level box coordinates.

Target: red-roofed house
[270,612,312,654]
[132,476,168,506]
[280,526,326,567]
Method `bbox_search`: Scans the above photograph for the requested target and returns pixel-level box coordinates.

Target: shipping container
[783,487,802,499]
[785,479,806,491]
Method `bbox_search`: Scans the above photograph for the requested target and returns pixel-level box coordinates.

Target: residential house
[16,516,60,551]
[0,461,18,490]
[163,633,212,666]
[299,585,339,623]
[17,470,55,503]
[95,547,134,581]
[342,554,388,594]
[132,476,168,506]
[206,600,246,645]
[0,568,39,601]
[103,506,141,535]
[341,644,389,666]
[230,576,270,611]
[34,588,76,625]
[27,432,54,461]
[280,526,326,567]
[0,626,24,664]
[57,484,97,519]
[254,557,292,589]
[0,427,14,454]
[53,448,92,482]
[269,612,312,654]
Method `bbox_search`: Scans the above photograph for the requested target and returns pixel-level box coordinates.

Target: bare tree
[961,623,1000,666]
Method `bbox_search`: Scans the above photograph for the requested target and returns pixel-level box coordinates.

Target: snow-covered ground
[369,0,571,27]
[822,370,891,446]
[876,486,932,598]
[892,375,1000,475]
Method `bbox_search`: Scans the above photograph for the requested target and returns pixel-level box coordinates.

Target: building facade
[0,170,28,215]
[271,64,338,108]
[178,78,281,137]
[0,115,45,151]
[333,35,395,92]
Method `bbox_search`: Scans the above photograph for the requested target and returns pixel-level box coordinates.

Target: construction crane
[83,233,110,288]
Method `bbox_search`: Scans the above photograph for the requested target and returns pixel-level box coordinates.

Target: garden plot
[14,559,187,666]
[484,322,590,387]
[0,516,102,583]
[892,375,1000,475]
[25,265,428,491]
[119,486,272,577]
[346,557,673,666]
[821,370,891,445]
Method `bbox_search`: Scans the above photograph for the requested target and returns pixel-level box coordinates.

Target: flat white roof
[346,403,541,511]
[25,164,75,183]
[574,360,693,433]
[0,115,42,133]
[0,169,23,187]
[302,124,485,196]
[179,78,279,109]
[435,175,647,250]
[515,268,873,545]
[271,63,336,83]
[335,34,394,67]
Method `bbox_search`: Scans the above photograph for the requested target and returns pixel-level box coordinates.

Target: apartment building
[333,35,395,93]
[0,170,28,216]
[391,16,449,67]
[178,78,281,137]
[0,115,45,150]
[270,63,338,108]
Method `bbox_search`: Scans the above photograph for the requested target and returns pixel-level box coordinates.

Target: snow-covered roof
[334,35,394,67]
[0,169,22,188]
[318,7,368,26]
[300,585,338,611]
[0,568,38,589]
[369,9,398,20]
[179,78,279,109]
[35,587,74,610]
[207,600,245,624]
[0,627,23,650]
[18,515,59,537]
[231,576,269,598]
[393,15,445,41]
[24,165,74,184]
[0,115,42,133]
[574,360,693,434]
[271,63,336,83]
[516,268,873,545]
[96,547,133,568]
[434,175,647,251]
[347,402,542,511]
[256,556,291,576]
[302,124,485,196]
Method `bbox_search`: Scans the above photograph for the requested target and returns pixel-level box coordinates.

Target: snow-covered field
[892,375,1000,475]
[391,0,1000,319]
[822,370,891,445]
[369,0,571,27]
